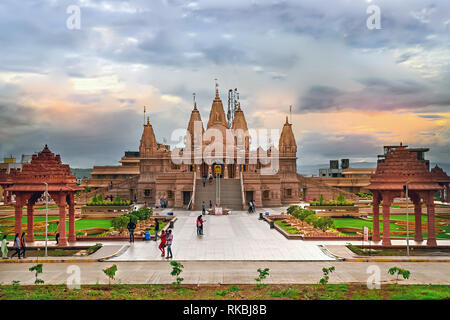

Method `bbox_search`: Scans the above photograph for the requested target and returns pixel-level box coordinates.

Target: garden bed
[0,283,448,300]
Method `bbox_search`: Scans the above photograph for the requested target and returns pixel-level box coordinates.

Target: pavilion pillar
[411,193,423,242]
[441,189,445,202]
[426,192,437,246]
[57,193,68,247]
[381,192,392,246]
[372,191,380,242]
[14,193,23,237]
[26,197,35,242]
[446,185,449,203]
[2,189,6,204]
[196,164,201,177]
[68,193,76,242]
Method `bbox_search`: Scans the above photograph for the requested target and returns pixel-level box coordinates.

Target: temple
[82,87,319,209]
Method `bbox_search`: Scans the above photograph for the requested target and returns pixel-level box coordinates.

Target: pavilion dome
[367,145,442,191]
[431,165,450,183]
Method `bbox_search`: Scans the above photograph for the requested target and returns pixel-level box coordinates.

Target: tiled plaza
[108,210,337,261]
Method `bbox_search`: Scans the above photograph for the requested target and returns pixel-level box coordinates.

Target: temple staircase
[194,178,243,210]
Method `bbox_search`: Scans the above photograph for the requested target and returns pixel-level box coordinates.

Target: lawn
[332,216,450,239]
[0,283,448,300]
[275,220,300,234]
[0,217,112,240]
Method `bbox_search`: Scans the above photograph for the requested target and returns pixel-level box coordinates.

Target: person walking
[127,218,136,243]
[10,234,21,259]
[166,229,173,259]
[20,232,26,258]
[196,215,202,235]
[209,200,212,209]
[1,235,8,259]
[154,219,159,241]
[202,176,206,187]
[159,230,166,257]
[201,201,206,215]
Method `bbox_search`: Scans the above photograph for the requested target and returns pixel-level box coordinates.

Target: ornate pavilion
[3,145,81,246]
[367,144,442,246]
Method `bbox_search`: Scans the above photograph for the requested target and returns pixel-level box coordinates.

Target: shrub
[319,266,335,285]
[287,205,300,215]
[87,243,103,255]
[103,264,117,286]
[134,207,152,221]
[111,216,129,233]
[170,261,184,288]
[29,264,44,285]
[317,217,334,231]
[305,214,319,228]
[255,268,270,288]
[388,267,410,284]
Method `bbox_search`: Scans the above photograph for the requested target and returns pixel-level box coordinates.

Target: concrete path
[0,261,449,285]
[107,210,337,261]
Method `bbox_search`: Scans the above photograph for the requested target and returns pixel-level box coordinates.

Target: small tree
[318,194,324,206]
[111,216,129,234]
[319,266,335,285]
[255,268,270,288]
[170,261,184,288]
[103,264,118,286]
[337,193,345,204]
[29,264,44,284]
[388,267,410,284]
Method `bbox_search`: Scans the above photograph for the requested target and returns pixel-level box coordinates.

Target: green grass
[0,284,447,300]
[0,218,113,240]
[332,216,450,239]
[275,220,300,234]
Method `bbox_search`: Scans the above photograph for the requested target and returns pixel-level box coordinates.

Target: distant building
[318,159,350,178]
[0,155,32,202]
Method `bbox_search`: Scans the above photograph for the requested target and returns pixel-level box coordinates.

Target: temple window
[167,190,173,198]
[144,189,151,197]
[263,190,270,199]
[286,189,292,197]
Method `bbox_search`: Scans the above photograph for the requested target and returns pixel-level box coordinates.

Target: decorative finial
[147,116,150,125]
[193,93,197,110]
[286,116,289,124]
[400,142,403,146]
[214,78,219,98]
[237,102,241,110]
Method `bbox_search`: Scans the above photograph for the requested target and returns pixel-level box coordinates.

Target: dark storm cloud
[298,86,341,112]
[298,78,450,113]
[298,132,381,160]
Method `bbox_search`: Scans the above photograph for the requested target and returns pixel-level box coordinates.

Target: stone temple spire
[232,102,250,150]
[139,115,158,156]
[187,96,204,138]
[207,81,228,129]
[279,116,297,154]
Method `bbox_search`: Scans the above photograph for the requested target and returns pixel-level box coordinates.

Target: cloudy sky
[0,0,449,171]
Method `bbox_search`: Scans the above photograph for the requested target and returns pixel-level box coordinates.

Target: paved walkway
[108,210,337,261]
[0,261,449,285]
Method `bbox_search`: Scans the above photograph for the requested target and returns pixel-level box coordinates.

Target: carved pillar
[68,193,76,242]
[224,165,229,179]
[426,191,437,246]
[411,193,423,242]
[57,193,68,247]
[26,196,35,242]
[14,193,23,237]
[372,191,381,242]
[235,163,240,178]
[208,165,212,175]
[381,192,392,246]
[196,164,201,176]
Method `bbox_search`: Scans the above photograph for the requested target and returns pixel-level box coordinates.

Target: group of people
[248,200,256,213]
[159,198,168,208]
[202,173,215,187]
[1,232,26,259]
[126,217,173,259]
[158,229,173,259]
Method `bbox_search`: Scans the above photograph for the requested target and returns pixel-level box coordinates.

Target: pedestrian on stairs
[202,201,206,215]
